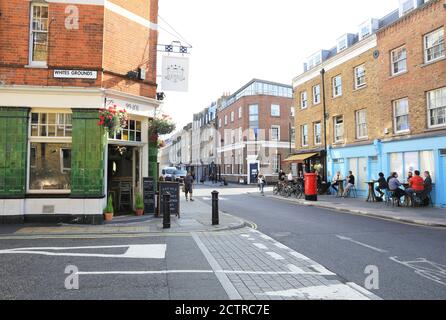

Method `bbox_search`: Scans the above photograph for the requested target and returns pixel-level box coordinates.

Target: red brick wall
[377,0,446,137]
[0,1,103,87]
[218,95,294,142]
[102,1,158,98]
[0,0,158,98]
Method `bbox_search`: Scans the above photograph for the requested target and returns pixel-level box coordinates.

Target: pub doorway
[107,145,142,215]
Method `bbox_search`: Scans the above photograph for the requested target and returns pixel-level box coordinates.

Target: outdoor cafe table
[365,181,377,202]
[335,179,345,197]
[402,183,411,207]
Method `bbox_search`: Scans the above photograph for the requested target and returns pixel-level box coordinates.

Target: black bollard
[163,192,171,229]
[212,191,219,225]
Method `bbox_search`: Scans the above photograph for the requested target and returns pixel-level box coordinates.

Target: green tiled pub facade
[71,109,106,199]
[0,108,106,224]
[0,108,28,201]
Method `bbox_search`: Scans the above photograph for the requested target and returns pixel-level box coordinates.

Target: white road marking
[274,242,289,250]
[335,235,388,253]
[289,251,311,261]
[287,264,306,274]
[310,264,336,276]
[266,252,285,260]
[0,245,166,259]
[390,256,446,286]
[240,234,250,238]
[77,269,338,276]
[260,234,275,241]
[253,243,268,250]
[191,233,242,300]
[260,284,372,300]
[78,270,214,275]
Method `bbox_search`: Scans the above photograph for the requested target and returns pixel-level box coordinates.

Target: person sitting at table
[375,172,388,198]
[407,171,413,182]
[405,170,424,200]
[331,171,343,193]
[343,171,355,197]
[388,172,405,206]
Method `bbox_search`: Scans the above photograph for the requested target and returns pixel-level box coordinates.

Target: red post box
[304,173,318,201]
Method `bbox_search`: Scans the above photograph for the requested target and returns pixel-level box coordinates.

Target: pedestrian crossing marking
[0,244,166,259]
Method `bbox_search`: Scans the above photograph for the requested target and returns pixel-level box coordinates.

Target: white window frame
[334,116,344,143]
[333,75,342,97]
[238,107,242,119]
[314,122,322,145]
[301,124,308,147]
[393,98,410,133]
[60,148,71,174]
[231,111,234,122]
[291,106,295,117]
[427,87,446,129]
[224,115,228,126]
[301,91,308,109]
[109,119,142,142]
[356,109,368,139]
[424,28,445,64]
[313,85,321,105]
[354,65,366,89]
[391,46,407,76]
[28,111,72,194]
[271,125,280,142]
[29,2,49,67]
[271,104,280,117]
[30,112,73,138]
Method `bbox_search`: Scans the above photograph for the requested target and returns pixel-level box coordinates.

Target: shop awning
[283,153,318,162]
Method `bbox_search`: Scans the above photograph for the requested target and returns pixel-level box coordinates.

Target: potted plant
[135,192,144,216]
[103,196,114,222]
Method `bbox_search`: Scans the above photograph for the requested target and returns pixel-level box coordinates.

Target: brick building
[292,0,445,206]
[217,79,294,184]
[376,0,446,206]
[190,104,218,183]
[0,0,161,224]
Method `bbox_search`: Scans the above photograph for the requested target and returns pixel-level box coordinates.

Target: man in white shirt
[287,172,293,182]
[331,171,343,194]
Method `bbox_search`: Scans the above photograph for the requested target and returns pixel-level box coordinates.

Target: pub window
[31,113,72,137]
[29,3,49,66]
[29,110,72,193]
[109,119,142,142]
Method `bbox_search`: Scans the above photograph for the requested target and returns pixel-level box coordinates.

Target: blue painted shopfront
[326,136,446,207]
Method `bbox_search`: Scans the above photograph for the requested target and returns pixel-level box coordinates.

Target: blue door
[441,155,446,206]
[250,163,259,184]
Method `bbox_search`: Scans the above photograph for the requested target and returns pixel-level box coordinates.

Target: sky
[157,0,399,133]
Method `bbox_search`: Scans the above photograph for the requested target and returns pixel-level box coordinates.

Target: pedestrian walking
[184,172,195,202]
[258,173,266,196]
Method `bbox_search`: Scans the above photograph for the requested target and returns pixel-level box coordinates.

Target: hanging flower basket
[148,115,176,137]
[98,105,128,134]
